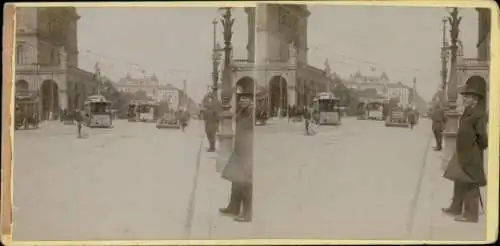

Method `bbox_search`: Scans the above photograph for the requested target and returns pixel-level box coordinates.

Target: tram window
[366,103,382,110]
[138,105,151,113]
[318,100,337,112]
[91,103,110,113]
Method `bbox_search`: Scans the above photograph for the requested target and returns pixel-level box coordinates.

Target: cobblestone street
[13,120,204,241]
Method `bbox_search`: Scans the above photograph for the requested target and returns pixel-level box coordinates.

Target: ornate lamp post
[216,7,236,172]
[442,7,462,164]
[212,19,223,95]
[440,17,449,94]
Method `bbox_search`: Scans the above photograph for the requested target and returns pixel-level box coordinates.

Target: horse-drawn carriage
[15,93,41,130]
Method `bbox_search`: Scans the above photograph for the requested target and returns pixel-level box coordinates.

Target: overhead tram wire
[309,44,435,76]
[18,22,211,80]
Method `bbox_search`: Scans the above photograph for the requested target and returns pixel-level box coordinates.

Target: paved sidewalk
[188,137,255,240]
[409,143,487,241]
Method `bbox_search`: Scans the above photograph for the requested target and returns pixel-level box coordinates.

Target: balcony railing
[462,57,489,66]
[232,59,254,65]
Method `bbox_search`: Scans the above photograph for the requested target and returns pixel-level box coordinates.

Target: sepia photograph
[10,4,255,241]
[2,1,498,244]
[251,3,494,241]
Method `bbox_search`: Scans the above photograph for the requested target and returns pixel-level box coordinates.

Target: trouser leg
[227,182,243,213]
[433,129,442,149]
[206,130,215,150]
[447,181,465,214]
[462,184,480,221]
[241,184,252,219]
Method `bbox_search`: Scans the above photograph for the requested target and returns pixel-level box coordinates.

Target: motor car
[156,113,180,129]
[385,108,410,128]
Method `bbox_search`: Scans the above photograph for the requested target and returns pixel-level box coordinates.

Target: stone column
[245,7,256,61]
[477,8,490,61]
[255,4,269,65]
[287,85,296,106]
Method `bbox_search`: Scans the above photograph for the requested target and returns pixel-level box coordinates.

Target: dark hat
[460,75,487,99]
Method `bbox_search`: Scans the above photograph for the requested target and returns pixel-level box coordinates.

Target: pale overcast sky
[77,5,478,102]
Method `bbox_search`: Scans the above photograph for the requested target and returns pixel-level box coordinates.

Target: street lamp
[216,7,236,172]
[442,7,462,167]
[440,17,450,93]
[212,19,223,94]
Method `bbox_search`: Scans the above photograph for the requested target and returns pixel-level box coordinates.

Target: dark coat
[444,103,488,186]
[202,93,221,132]
[222,106,253,184]
[431,107,446,132]
[406,109,417,124]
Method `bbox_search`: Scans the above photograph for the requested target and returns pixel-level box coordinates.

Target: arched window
[16,43,27,65]
[50,47,60,65]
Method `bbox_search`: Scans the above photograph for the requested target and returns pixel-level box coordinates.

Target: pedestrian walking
[303,106,313,136]
[202,87,220,152]
[431,103,446,151]
[74,109,84,138]
[442,76,488,223]
[175,108,188,132]
[219,91,253,222]
[407,107,417,130]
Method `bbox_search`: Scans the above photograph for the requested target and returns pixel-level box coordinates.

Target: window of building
[16,43,28,65]
[50,47,60,65]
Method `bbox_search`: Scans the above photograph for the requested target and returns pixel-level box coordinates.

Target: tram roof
[84,94,110,103]
[129,100,159,106]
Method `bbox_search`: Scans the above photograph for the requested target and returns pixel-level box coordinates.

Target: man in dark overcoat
[202,88,221,152]
[407,106,417,130]
[431,102,447,151]
[219,91,253,222]
[442,76,488,223]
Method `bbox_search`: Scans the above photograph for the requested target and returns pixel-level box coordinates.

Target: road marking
[183,134,204,239]
[405,133,433,238]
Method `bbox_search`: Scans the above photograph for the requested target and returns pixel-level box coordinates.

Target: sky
[76,4,478,103]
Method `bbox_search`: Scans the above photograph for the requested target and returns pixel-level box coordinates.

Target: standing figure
[74,109,83,138]
[220,92,253,222]
[431,103,447,151]
[443,76,488,223]
[176,107,189,131]
[407,107,417,130]
[202,88,220,152]
[303,106,312,135]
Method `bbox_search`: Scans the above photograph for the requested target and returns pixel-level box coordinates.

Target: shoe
[441,208,461,217]
[219,208,239,216]
[454,215,478,223]
[207,148,215,152]
[234,215,251,222]
[433,147,442,151]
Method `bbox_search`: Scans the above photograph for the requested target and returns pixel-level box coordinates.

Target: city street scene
[249,3,491,242]
[12,5,255,241]
[10,2,493,244]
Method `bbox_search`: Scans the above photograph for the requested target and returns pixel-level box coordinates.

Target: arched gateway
[269,76,288,116]
[40,80,60,120]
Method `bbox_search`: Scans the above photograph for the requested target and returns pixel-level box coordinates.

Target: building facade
[15,7,98,118]
[456,8,490,112]
[232,5,331,114]
[386,82,411,107]
[342,71,412,107]
[157,84,180,108]
[343,71,390,97]
[113,73,160,100]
